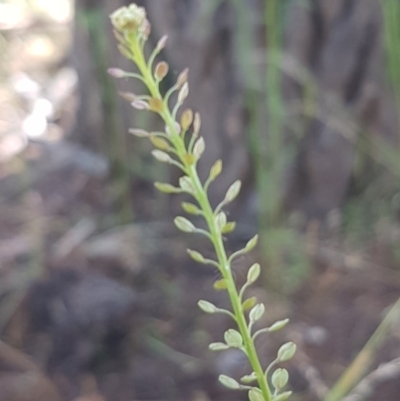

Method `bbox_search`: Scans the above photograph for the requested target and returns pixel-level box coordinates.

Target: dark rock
[28,270,137,379]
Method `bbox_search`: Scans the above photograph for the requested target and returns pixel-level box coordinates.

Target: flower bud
[107,68,127,78]
[180,109,193,131]
[155,61,169,81]
[118,44,132,59]
[110,4,147,33]
[177,68,189,88]
[193,112,201,136]
[129,128,150,137]
[131,100,149,110]
[178,82,189,104]
[119,92,137,102]
[148,98,164,113]
[193,137,205,159]
[224,180,241,203]
[156,35,168,52]
[152,150,172,163]
[154,182,181,194]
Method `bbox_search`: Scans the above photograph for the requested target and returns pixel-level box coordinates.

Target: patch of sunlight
[30,0,73,23]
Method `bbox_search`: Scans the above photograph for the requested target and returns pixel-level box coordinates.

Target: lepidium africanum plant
[108,4,296,401]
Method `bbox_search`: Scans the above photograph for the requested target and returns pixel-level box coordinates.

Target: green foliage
[108,4,295,401]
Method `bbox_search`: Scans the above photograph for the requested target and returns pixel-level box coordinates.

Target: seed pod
[249,303,265,322]
[174,216,195,233]
[277,342,297,362]
[224,180,241,203]
[198,300,218,314]
[150,136,170,150]
[182,202,201,215]
[242,297,257,310]
[154,182,181,194]
[213,279,228,290]
[224,329,243,348]
[248,388,264,401]
[247,263,261,284]
[273,391,292,401]
[218,375,240,390]
[245,234,258,252]
[221,222,236,234]
[271,368,289,390]
[209,342,230,351]
[240,373,257,384]
[179,176,194,193]
[187,249,206,263]
[268,319,289,332]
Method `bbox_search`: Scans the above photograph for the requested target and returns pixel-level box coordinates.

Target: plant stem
[325,296,400,401]
[130,35,273,401]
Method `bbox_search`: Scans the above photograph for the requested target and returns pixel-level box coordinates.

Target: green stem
[130,35,273,401]
[325,296,400,401]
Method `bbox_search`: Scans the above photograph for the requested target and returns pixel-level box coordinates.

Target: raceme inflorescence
[108,4,296,401]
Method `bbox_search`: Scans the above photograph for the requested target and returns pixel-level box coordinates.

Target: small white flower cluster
[110,4,148,35]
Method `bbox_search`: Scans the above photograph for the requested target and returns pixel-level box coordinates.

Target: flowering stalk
[109,5,296,401]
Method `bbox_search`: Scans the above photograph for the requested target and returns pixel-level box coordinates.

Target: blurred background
[1,0,400,400]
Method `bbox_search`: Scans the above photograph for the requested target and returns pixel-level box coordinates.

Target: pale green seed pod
[271,368,289,390]
[247,263,261,284]
[198,300,218,314]
[174,216,195,233]
[224,329,243,348]
[248,388,264,401]
[224,180,241,203]
[249,303,265,322]
[219,375,240,390]
[277,342,297,362]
